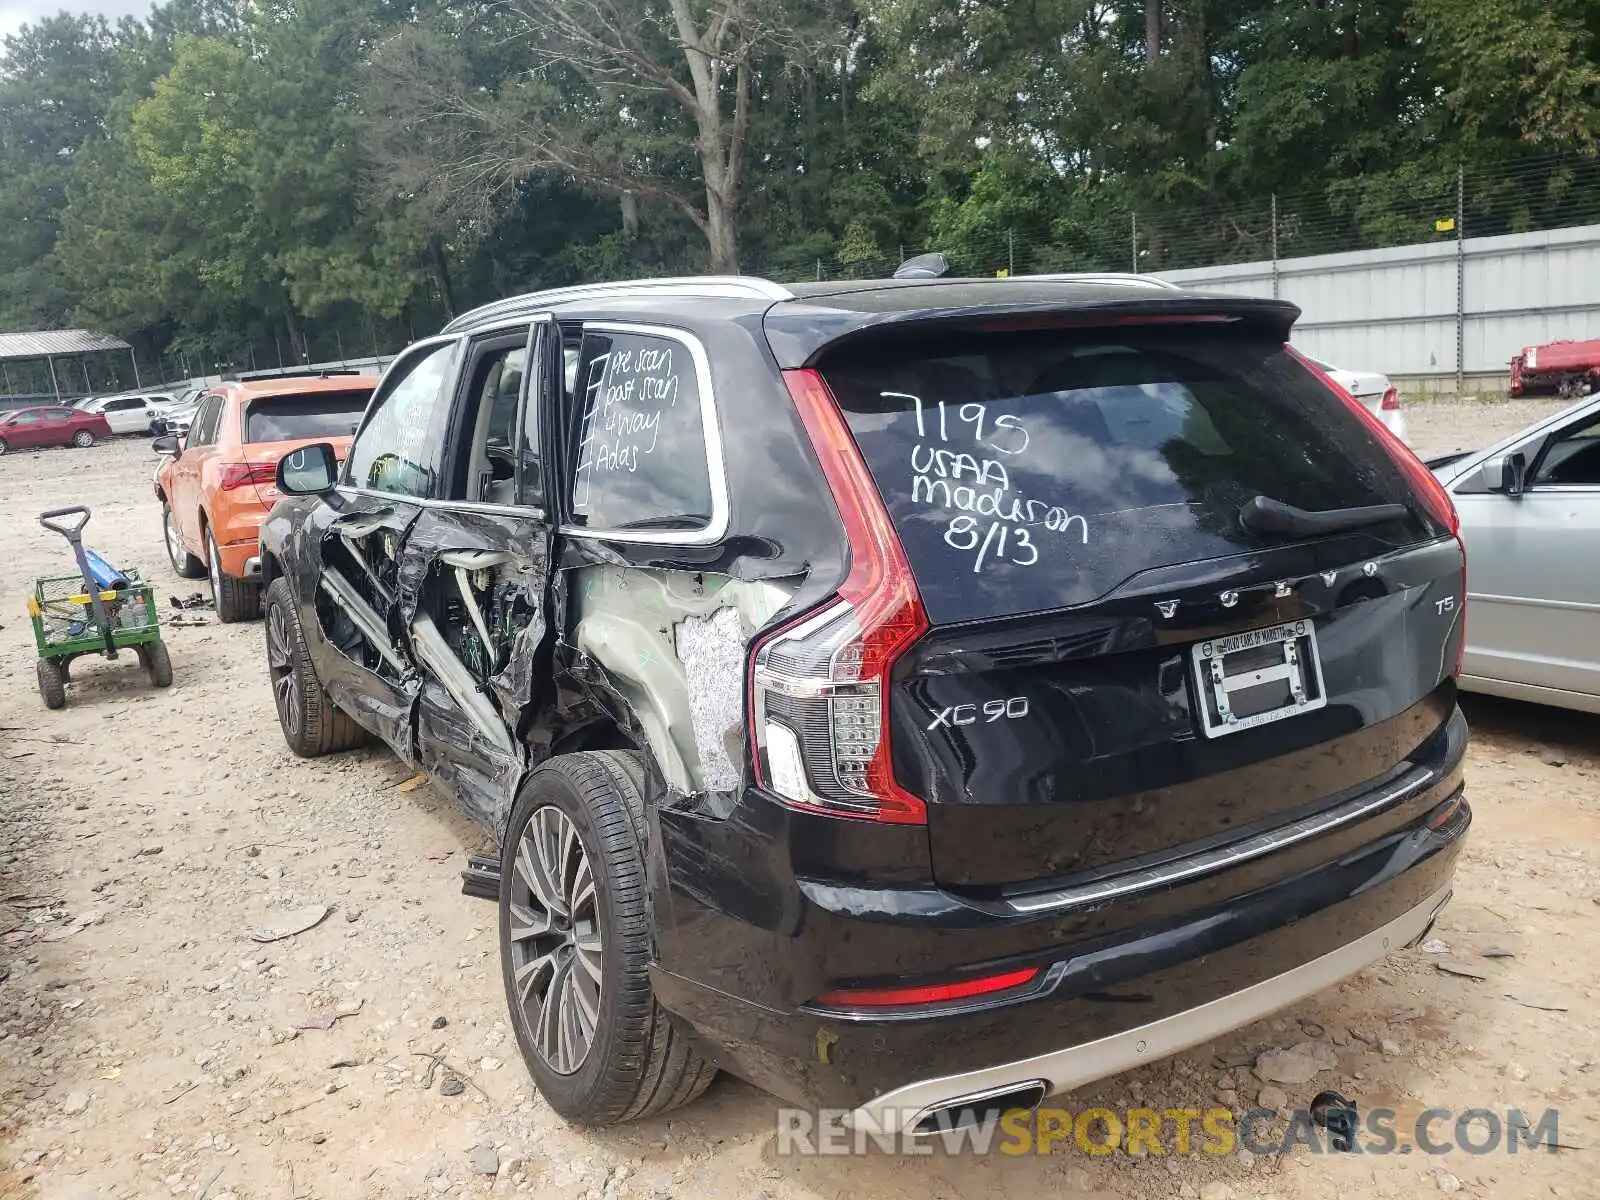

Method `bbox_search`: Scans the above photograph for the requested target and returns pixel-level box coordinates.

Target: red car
[0,406,112,454]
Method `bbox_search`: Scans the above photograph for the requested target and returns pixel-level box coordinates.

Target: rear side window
[567,328,713,534]
[245,390,372,442]
[821,328,1433,623]
[188,396,224,446]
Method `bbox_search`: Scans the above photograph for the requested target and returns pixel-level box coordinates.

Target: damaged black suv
[258,274,1470,1132]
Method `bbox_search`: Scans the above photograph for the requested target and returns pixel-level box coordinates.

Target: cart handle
[39,505,91,542]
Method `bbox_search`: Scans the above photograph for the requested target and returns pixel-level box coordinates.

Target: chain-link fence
[757,151,1600,285]
[8,151,1598,403]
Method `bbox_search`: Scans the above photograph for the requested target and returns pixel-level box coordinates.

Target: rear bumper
[653,764,1469,1118]
[215,510,267,578]
[852,882,1451,1132]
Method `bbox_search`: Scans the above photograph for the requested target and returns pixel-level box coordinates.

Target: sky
[1,0,153,42]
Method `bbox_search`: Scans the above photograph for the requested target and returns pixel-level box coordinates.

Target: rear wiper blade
[1239,495,1410,538]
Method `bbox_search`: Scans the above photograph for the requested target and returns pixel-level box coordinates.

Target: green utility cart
[27,506,172,709]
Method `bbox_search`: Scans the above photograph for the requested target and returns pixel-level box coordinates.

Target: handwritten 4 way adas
[896,393,1092,573]
[580,345,681,477]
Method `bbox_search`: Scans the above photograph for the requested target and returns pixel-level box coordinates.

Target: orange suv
[153,374,374,621]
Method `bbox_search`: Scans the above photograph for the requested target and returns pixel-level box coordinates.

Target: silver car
[1430,395,1600,713]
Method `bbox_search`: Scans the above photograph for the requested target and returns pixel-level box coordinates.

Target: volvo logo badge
[1155,600,1180,619]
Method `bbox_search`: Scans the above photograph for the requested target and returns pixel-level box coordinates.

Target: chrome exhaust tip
[908,1079,1049,1138]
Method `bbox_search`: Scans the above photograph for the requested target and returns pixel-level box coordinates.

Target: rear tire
[499,751,716,1126]
[140,641,173,688]
[163,502,205,579]
[264,578,366,756]
[71,429,94,448]
[37,659,66,709]
[208,529,261,623]
[0,438,8,455]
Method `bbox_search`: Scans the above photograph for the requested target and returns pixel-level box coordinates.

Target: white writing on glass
[888,389,1090,573]
[573,342,681,513]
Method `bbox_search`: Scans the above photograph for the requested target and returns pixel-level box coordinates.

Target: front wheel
[71,429,94,448]
[263,578,366,756]
[500,751,715,1125]
[0,438,8,455]
[207,529,261,623]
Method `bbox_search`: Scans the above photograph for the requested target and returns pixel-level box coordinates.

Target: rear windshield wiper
[1239,495,1411,538]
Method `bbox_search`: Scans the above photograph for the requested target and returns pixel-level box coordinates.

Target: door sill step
[461,853,500,901]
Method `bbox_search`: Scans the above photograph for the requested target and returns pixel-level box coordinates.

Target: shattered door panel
[316,506,415,681]
[404,509,552,830]
[312,502,424,757]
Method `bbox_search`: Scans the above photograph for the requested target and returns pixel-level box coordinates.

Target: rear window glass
[820,328,1433,624]
[245,390,372,443]
[568,329,713,534]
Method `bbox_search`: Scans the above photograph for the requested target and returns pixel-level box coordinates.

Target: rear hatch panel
[817,321,1462,892]
[891,536,1462,888]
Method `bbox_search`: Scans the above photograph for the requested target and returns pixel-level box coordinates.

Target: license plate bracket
[1192,619,1326,738]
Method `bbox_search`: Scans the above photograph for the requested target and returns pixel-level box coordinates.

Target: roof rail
[1013,272,1182,291]
[443,275,794,333]
[233,367,373,382]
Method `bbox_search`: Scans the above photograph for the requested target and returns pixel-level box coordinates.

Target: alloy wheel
[507,806,603,1075]
[265,602,300,738]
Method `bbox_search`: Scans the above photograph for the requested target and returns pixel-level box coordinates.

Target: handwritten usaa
[573,343,680,512]
[890,392,1090,573]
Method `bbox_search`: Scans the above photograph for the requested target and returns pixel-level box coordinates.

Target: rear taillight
[746,369,929,826]
[1380,386,1400,411]
[1290,347,1467,676]
[219,462,276,491]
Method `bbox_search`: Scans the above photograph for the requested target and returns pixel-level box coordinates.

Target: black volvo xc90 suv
[257,273,1469,1133]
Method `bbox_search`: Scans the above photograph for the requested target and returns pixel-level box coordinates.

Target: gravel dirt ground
[2,396,1597,1200]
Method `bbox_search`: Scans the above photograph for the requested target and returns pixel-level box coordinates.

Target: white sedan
[1310,358,1407,444]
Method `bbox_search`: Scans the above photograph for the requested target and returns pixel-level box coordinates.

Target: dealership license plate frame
[1192,618,1327,738]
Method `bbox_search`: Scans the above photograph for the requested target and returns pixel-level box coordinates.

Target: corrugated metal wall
[1158,223,1600,384]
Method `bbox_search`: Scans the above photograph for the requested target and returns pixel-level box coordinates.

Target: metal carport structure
[0,329,138,405]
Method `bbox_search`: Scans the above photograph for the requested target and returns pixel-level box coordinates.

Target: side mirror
[1500,451,1528,497]
[152,433,180,457]
[277,442,339,495]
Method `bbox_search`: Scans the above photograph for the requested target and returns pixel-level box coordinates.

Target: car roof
[214,375,378,404]
[441,274,1302,365]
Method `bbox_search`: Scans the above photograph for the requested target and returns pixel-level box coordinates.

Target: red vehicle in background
[0,406,112,454]
[1508,338,1600,398]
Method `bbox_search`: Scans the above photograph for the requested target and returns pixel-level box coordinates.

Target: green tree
[0,14,128,330]
[366,0,853,273]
